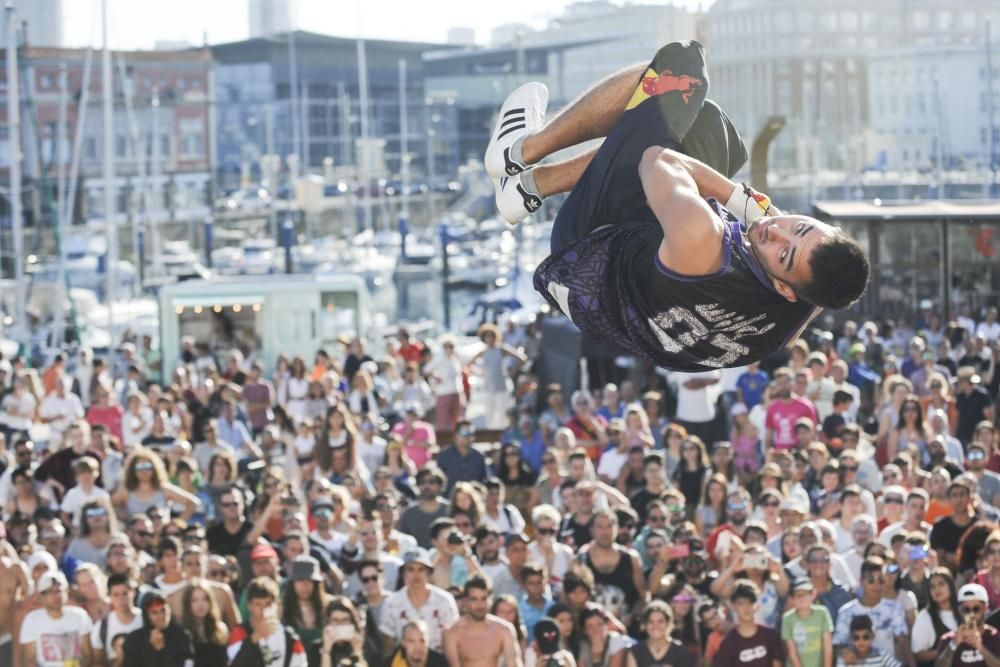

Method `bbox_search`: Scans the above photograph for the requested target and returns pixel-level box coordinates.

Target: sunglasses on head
[135,462,154,471]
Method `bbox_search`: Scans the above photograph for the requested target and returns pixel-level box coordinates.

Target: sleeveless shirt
[533,199,817,371]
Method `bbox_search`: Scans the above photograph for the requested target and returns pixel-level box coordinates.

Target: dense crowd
[0,302,999,667]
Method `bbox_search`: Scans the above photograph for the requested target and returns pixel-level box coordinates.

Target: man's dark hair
[849,614,874,634]
[107,573,135,592]
[464,575,492,596]
[833,390,853,405]
[429,517,456,541]
[730,578,760,604]
[157,536,181,560]
[521,562,546,581]
[795,233,870,310]
[643,452,665,468]
[860,557,884,578]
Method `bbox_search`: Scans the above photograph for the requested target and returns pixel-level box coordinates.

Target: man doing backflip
[484,41,870,371]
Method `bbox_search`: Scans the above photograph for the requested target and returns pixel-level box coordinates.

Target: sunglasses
[987,548,1000,557]
[968,451,986,461]
[536,527,557,536]
[135,530,153,538]
[864,575,885,585]
[648,515,665,522]
[375,504,397,511]
[208,569,228,578]
[841,465,859,472]
[884,496,904,504]
[314,508,333,518]
[542,458,557,465]
[361,575,380,583]
[960,605,984,615]
[851,633,873,642]
[727,503,747,512]
[807,556,830,564]
[359,529,377,537]
[884,564,900,575]
[220,501,239,509]
[760,500,780,508]
[85,507,108,518]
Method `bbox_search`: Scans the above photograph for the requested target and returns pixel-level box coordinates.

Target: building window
[39,74,52,89]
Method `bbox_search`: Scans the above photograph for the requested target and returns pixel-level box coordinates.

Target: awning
[171,294,265,308]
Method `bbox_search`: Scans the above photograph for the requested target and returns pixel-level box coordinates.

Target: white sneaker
[494,174,543,224]
[484,82,549,178]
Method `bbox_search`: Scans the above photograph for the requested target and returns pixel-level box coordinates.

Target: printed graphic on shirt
[39,632,83,666]
[648,304,775,368]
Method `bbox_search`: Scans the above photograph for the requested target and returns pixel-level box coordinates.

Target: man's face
[805,549,829,577]
[949,486,972,511]
[219,494,242,520]
[252,557,277,578]
[42,585,66,611]
[183,553,204,578]
[160,550,180,575]
[360,566,382,593]
[359,520,381,551]
[506,541,528,567]
[568,458,587,481]
[861,568,884,597]
[728,498,748,526]
[402,626,429,663]
[477,535,499,562]
[523,574,545,600]
[746,215,837,300]
[109,584,133,612]
[968,448,987,472]
[644,462,663,487]
[465,587,490,621]
[403,564,430,588]
[574,485,595,512]
[417,475,441,500]
[591,516,616,548]
[852,522,874,548]
[959,600,986,626]
[905,497,926,523]
[731,598,757,624]
[247,597,274,625]
[851,628,874,657]
[842,495,862,518]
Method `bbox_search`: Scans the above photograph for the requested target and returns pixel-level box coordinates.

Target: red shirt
[400,341,425,364]
[86,404,123,442]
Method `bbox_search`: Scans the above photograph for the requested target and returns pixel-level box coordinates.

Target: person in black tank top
[581,510,646,624]
[486,41,871,371]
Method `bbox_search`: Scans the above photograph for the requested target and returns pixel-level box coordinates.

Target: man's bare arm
[638,147,727,276]
[503,622,524,667]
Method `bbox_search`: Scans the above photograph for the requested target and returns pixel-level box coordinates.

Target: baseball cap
[730,402,748,416]
[958,583,989,604]
[505,532,530,548]
[607,418,626,432]
[27,550,58,574]
[779,498,807,514]
[792,577,814,593]
[36,570,68,593]
[250,543,279,561]
[533,618,561,655]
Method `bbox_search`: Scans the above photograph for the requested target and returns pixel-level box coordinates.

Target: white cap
[26,550,58,574]
[958,583,989,604]
[36,570,68,593]
[920,299,933,310]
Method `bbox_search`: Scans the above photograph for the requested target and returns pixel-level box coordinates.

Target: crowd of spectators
[0,304,999,667]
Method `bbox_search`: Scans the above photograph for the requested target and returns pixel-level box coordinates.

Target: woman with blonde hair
[449,482,485,528]
[622,405,654,450]
[73,562,109,621]
[112,447,199,520]
[180,578,229,666]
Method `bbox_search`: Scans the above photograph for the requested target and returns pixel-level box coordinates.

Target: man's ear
[773,279,798,303]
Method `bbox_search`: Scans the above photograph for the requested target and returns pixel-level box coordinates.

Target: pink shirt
[765,398,817,450]
[86,404,124,442]
[391,420,436,469]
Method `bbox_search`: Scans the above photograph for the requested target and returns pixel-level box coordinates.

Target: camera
[744,553,769,570]
[447,531,464,546]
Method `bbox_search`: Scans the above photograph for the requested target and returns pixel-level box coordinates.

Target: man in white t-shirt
[38,376,84,447]
[59,457,111,529]
[91,573,142,665]
[669,369,720,444]
[19,570,93,667]
[596,418,633,483]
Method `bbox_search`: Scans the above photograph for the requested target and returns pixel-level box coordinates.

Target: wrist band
[724,183,772,223]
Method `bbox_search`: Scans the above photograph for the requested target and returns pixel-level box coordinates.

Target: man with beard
[384,620,447,667]
[472,526,506,582]
[443,577,522,667]
[398,468,449,550]
[121,591,195,667]
[581,509,646,626]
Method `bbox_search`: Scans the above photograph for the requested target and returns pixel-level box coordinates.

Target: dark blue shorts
[550,41,747,254]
